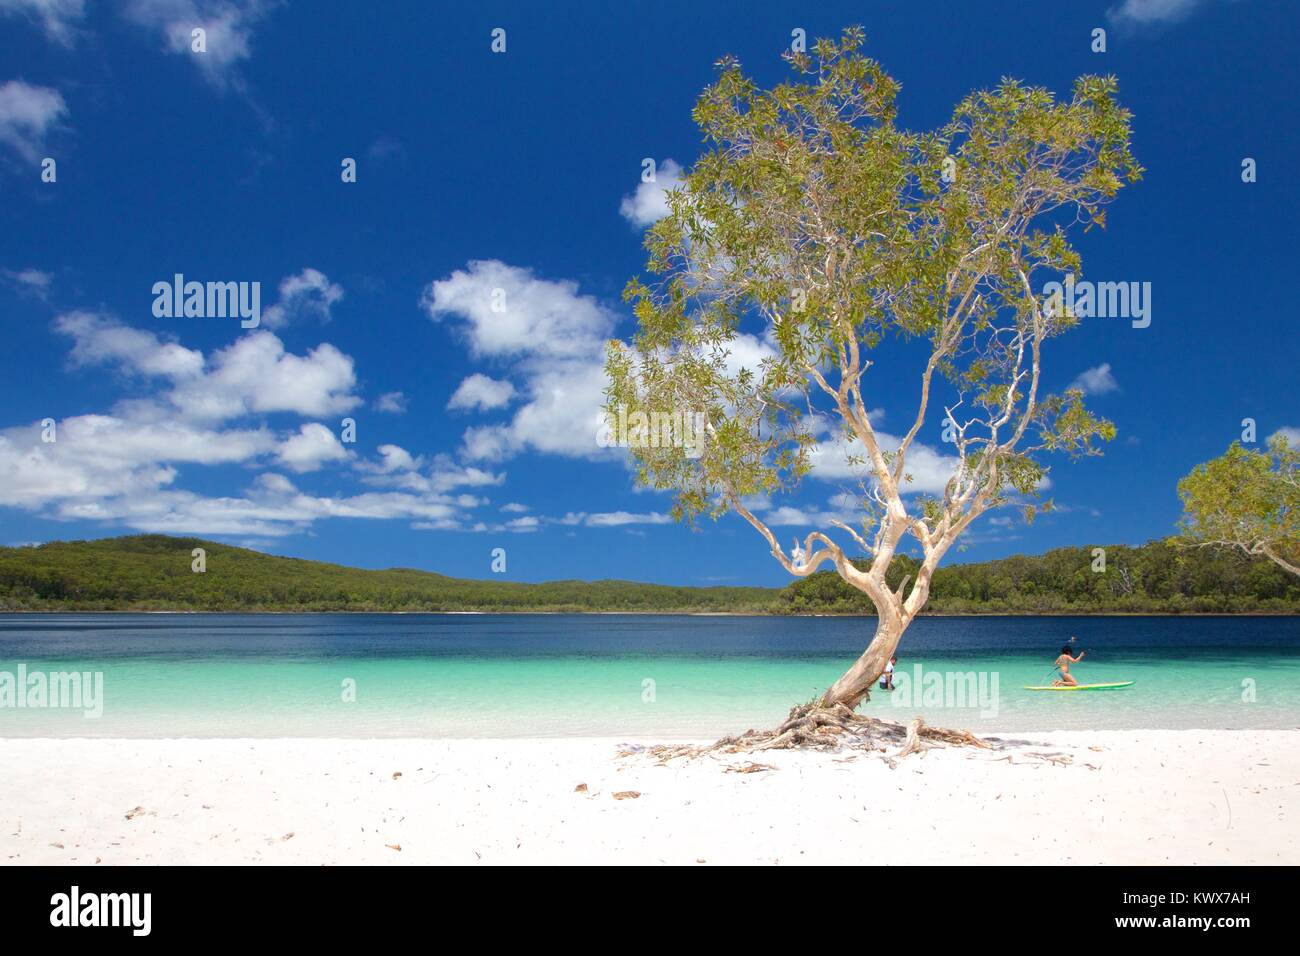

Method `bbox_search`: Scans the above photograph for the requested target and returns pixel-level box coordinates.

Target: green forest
[779,542,1300,614]
[0,534,1297,614]
[0,535,774,613]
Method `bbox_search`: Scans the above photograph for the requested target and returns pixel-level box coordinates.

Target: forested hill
[0,535,774,612]
[778,541,1300,614]
[0,535,1297,614]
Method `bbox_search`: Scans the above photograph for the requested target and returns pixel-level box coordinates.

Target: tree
[1178,435,1300,577]
[606,28,1140,709]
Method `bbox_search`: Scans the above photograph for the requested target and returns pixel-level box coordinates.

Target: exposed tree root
[624,702,990,766]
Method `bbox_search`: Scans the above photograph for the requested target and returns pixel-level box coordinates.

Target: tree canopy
[1178,435,1300,577]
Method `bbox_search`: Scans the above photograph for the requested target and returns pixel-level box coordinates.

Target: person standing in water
[1052,643,1086,686]
[879,655,897,691]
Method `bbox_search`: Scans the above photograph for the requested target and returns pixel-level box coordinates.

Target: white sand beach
[2,730,1296,866]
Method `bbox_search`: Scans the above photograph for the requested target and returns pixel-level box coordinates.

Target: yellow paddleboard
[1024,681,1135,691]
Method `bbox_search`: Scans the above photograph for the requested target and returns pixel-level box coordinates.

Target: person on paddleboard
[1052,642,1085,686]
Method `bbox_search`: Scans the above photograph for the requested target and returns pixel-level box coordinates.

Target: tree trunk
[822,610,908,709]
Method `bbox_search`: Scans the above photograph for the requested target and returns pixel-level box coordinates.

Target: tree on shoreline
[1178,435,1300,577]
[606,28,1140,710]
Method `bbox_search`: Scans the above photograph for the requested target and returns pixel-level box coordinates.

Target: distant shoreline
[5,535,1297,617]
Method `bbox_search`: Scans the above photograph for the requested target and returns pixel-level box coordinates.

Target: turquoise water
[1,614,1297,737]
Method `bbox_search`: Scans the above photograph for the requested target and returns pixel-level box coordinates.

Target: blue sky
[0,0,1296,586]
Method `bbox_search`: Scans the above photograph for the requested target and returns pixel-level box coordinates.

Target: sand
[1,730,1295,865]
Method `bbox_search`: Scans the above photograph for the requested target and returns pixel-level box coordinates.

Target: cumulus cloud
[83,474,481,538]
[424,259,789,468]
[0,414,275,509]
[447,373,516,412]
[1270,426,1300,446]
[0,0,84,44]
[55,310,361,422]
[1069,363,1119,396]
[0,409,496,537]
[619,158,683,226]
[357,450,504,497]
[422,259,615,361]
[122,0,274,89]
[763,505,850,528]
[423,260,621,462]
[261,267,344,330]
[275,422,350,473]
[169,332,359,421]
[0,79,66,163]
[373,391,407,414]
[0,309,500,538]
[56,311,205,379]
[363,443,420,475]
[458,360,611,462]
[718,332,780,380]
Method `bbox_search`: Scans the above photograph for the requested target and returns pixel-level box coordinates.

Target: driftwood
[624,702,989,767]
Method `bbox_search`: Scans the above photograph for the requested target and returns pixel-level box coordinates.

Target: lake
[1,613,1297,737]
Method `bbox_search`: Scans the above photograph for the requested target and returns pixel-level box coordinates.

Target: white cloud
[549,511,671,528]
[357,450,504,497]
[1109,0,1205,26]
[1270,426,1300,446]
[422,259,615,361]
[122,0,273,89]
[619,158,683,226]
[760,493,865,528]
[423,260,620,463]
[2,267,53,296]
[373,391,407,414]
[260,267,344,330]
[500,502,529,513]
[55,309,361,423]
[1069,363,1119,396]
[89,477,479,538]
[806,417,960,496]
[0,310,504,538]
[719,332,780,380]
[364,443,420,475]
[0,415,497,535]
[0,0,81,43]
[447,373,516,412]
[168,332,360,421]
[459,359,611,462]
[0,79,66,163]
[0,0,84,44]
[0,414,274,509]
[584,510,672,528]
[57,310,205,379]
[276,422,350,473]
